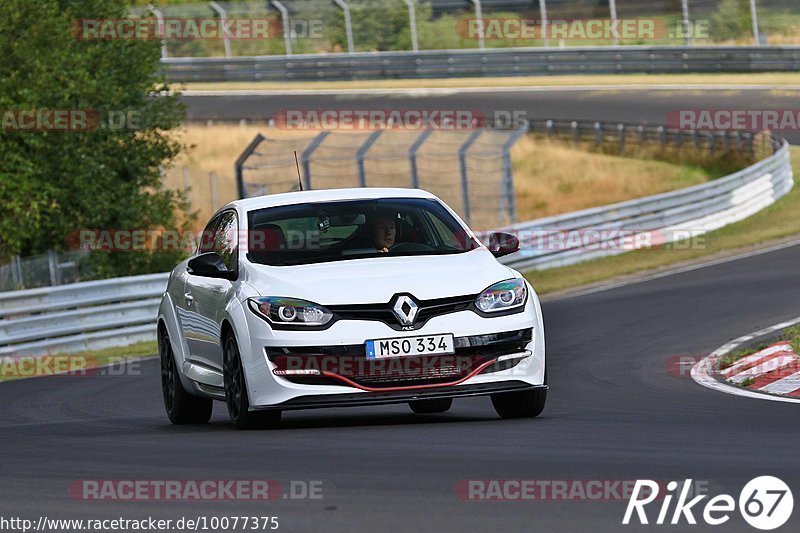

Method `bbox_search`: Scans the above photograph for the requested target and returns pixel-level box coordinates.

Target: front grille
[267,328,532,388]
[327,294,476,330]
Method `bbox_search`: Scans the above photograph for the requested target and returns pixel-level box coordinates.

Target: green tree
[0,0,190,276]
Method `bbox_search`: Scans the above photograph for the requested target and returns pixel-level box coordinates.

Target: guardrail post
[301,131,329,190]
[571,120,579,146]
[680,0,691,46]
[538,0,549,47]
[637,125,645,146]
[749,0,761,46]
[609,0,619,46]
[356,130,383,187]
[333,0,355,54]
[470,0,485,50]
[657,125,666,148]
[11,256,23,289]
[594,122,602,148]
[271,1,292,55]
[209,2,232,58]
[546,119,554,137]
[458,129,483,224]
[235,134,265,198]
[403,0,419,52]
[147,4,168,59]
[408,129,432,188]
[501,123,528,223]
[617,123,625,153]
[47,249,59,287]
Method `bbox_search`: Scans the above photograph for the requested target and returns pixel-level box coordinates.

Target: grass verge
[0,341,157,383]
[526,147,800,295]
[180,73,800,92]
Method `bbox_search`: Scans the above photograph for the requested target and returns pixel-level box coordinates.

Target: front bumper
[238,290,545,409]
[253,381,548,411]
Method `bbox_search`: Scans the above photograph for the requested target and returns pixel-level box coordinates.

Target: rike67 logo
[623,477,793,530]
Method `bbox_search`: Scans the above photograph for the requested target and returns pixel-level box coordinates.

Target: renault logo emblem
[392,295,419,326]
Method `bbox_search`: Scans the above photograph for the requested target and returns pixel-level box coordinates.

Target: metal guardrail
[0,273,168,356]
[162,45,800,82]
[0,131,792,356]
[499,137,793,271]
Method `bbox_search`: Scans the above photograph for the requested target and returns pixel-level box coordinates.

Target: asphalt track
[2,242,800,532]
[181,87,800,144]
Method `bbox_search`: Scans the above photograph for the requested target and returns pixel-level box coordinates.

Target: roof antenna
[294,150,304,191]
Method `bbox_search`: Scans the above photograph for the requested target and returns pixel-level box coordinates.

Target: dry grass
[511,136,712,221]
[181,72,800,92]
[162,124,315,224]
[165,124,716,228]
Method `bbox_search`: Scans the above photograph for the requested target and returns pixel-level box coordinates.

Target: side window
[428,213,458,247]
[198,216,220,254]
[212,211,238,271]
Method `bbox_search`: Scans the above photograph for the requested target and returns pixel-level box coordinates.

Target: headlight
[248,297,333,327]
[475,279,527,313]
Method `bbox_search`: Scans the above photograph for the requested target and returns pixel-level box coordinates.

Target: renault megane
[157,188,546,428]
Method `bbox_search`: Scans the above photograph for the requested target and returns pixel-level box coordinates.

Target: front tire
[408,398,453,414]
[491,388,547,419]
[159,326,213,424]
[223,333,281,430]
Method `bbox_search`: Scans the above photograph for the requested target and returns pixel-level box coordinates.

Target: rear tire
[408,398,453,414]
[159,326,213,424]
[223,334,281,430]
[491,388,547,419]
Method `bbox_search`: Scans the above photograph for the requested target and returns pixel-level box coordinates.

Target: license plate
[366,334,455,359]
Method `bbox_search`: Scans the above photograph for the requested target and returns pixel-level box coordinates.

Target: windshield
[246,197,479,266]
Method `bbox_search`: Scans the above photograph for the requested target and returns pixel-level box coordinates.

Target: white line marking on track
[179,84,800,97]
[760,371,800,395]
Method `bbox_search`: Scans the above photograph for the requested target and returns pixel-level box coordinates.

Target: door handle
[184,291,194,305]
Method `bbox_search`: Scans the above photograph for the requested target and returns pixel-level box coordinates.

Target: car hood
[244,248,516,305]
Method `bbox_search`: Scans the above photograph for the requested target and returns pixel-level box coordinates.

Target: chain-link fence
[121,0,800,59]
[236,125,527,230]
[0,250,91,292]
[235,119,766,231]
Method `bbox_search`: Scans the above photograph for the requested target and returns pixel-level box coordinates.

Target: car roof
[223,187,439,215]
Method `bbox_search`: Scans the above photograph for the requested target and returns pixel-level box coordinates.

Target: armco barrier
[162,45,800,82]
[499,138,793,271]
[0,273,168,357]
[0,134,792,356]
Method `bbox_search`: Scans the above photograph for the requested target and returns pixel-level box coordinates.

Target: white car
[158,188,546,429]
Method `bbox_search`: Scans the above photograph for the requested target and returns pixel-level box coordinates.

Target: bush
[710,0,754,41]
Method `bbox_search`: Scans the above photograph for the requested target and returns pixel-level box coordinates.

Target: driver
[371,213,396,253]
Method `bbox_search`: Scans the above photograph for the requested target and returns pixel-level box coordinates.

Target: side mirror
[188,252,236,280]
[486,232,520,258]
